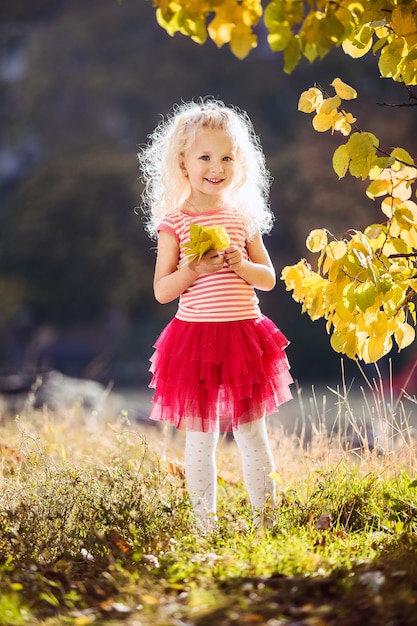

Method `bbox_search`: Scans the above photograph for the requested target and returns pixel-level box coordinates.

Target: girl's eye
[200,155,210,161]
[223,156,232,162]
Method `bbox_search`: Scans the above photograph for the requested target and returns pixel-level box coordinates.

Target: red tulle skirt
[148,315,293,432]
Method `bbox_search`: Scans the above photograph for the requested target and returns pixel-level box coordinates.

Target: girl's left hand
[224,245,243,271]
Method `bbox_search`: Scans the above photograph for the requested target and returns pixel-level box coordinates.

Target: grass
[0,365,417,624]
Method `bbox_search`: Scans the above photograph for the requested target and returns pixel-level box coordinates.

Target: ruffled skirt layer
[149,315,293,432]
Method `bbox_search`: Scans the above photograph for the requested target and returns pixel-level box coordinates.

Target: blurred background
[1,0,417,406]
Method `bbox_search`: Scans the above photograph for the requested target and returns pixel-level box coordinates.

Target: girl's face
[180,128,236,203]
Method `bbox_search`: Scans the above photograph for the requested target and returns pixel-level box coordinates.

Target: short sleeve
[158,215,179,243]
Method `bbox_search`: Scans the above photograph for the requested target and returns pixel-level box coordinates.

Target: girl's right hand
[189,251,225,275]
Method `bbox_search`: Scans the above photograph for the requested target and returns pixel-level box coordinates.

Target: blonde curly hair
[138,98,274,239]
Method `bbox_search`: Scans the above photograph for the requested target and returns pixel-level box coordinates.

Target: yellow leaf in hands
[208,224,231,250]
[181,223,230,264]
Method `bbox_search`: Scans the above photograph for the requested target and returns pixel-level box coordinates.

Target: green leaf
[366,179,391,199]
[400,58,417,85]
[379,39,406,80]
[354,281,377,311]
[264,0,303,56]
[330,328,346,353]
[267,23,292,51]
[346,132,379,179]
[390,147,415,167]
[283,37,302,74]
[342,25,373,58]
[299,12,334,62]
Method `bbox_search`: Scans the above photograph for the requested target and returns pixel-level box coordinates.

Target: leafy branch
[281,78,417,364]
[147,0,417,83]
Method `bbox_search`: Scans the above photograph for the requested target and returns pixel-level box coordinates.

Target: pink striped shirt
[158,206,261,322]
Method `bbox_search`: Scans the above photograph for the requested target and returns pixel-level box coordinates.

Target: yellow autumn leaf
[208,13,232,47]
[269,471,281,483]
[366,179,391,199]
[391,6,417,48]
[326,240,347,261]
[364,224,388,251]
[313,112,335,132]
[318,95,341,115]
[396,201,417,225]
[331,78,357,100]
[333,111,356,136]
[342,25,374,58]
[332,144,350,178]
[398,224,417,248]
[298,87,323,113]
[181,223,230,263]
[345,132,379,179]
[395,322,415,350]
[230,24,257,59]
[377,167,414,200]
[408,302,417,324]
[379,39,406,81]
[380,196,401,218]
[390,147,415,168]
[306,228,328,252]
[334,299,354,323]
[330,326,357,359]
[365,333,392,363]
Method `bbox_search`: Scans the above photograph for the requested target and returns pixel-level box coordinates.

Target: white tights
[184,419,275,531]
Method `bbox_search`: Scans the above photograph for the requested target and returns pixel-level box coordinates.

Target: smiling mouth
[206,178,224,184]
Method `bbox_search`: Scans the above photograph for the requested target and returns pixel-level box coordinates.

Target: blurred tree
[0,0,63,21]
[3,151,148,324]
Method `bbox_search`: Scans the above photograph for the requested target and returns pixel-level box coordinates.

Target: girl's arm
[224,230,276,291]
[154,230,225,304]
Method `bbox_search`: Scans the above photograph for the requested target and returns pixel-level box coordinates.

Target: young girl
[138,98,293,532]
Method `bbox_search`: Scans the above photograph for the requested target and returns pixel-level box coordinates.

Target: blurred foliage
[0,0,62,21]
[4,151,147,323]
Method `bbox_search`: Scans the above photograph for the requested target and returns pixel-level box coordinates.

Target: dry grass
[0,362,417,624]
